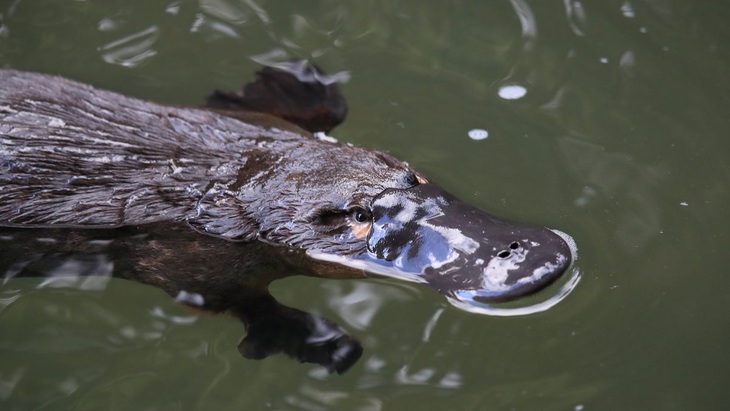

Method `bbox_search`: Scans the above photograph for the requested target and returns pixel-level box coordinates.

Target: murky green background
[1,0,729,409]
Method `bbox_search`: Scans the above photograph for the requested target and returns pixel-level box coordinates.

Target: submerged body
[0,67,575,371]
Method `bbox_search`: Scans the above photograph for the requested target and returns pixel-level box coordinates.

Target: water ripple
[563,0,588,36]
[98,26,160,67]
[510,0,537,47]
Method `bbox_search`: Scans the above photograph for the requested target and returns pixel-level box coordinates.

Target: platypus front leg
[232,294,362,374]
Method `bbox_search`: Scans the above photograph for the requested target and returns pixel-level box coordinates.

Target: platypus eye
[351,207,371,223]
[309,206,372,238]
[405,171,429,186]
[347,206,372,239]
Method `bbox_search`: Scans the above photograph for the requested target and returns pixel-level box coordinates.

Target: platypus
[0,63,575,373]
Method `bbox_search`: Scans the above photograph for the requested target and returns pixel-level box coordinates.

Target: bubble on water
[468,129,489,140]
[498,85,527,100]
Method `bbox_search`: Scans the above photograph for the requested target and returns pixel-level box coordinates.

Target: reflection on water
[199,0,253,25]
[559,136,667,253]
[321,281,414,331]
[510,0,537,46]
[563,0,588,36]
[99,26,160,67]
[250,49,351,84]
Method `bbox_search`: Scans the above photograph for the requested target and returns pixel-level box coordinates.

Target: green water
[1,0,729,409]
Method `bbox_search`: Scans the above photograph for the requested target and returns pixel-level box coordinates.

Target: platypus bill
[0,63,576,373]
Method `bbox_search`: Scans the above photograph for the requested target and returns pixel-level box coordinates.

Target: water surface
[1,1,729,410]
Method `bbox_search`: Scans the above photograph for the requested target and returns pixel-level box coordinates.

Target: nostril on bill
[497,250,511,258]
[497,241,523,259]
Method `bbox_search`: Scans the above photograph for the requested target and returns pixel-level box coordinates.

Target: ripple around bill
[308,227,581,318]
[447,229,580,317]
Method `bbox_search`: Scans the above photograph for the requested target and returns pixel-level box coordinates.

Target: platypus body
[0,64,574,373]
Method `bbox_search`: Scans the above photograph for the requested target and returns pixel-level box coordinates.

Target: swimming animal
[0,63,574,372]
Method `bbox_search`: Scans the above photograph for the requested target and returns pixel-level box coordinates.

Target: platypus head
[307,181,574,304]
[362,184,573,301]
[216,140,577,306]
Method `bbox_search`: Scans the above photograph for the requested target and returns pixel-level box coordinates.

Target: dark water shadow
[0,225,362,374]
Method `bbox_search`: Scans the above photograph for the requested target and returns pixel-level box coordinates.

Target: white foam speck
[468,129,489,140]
[498,85,527,100]
[314,132,338,143]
